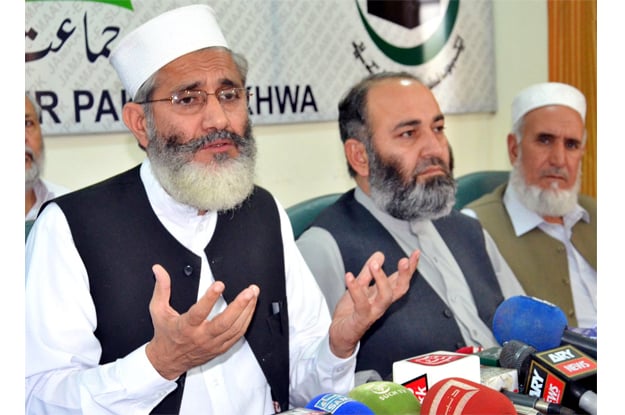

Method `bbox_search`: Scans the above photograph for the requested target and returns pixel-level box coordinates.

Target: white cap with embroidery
[511,82,586,126]
[109,4,229,100]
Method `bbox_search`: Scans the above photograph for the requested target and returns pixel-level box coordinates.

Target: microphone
[305,393,374,414]
[501,389,577,415]
[500,339,597,415]
[348,381,421,414]
[492,295,597,359]
[392,350,480,403]
[420,377,517,414]
[278,409,330,414]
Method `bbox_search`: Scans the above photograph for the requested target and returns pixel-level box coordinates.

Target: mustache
[412,157,451,177]
[539,167,569,181]
[165,130,248,154]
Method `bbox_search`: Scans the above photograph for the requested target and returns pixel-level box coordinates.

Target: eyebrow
[536,132,582,141]
[392,113,444,131]
[172,78,239,93]
[393,120,421,131]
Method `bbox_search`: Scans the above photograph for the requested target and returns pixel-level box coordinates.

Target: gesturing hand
[145,264,260,380]
[329,250,420,358]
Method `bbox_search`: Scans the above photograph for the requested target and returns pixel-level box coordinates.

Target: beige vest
[467,184,597,327]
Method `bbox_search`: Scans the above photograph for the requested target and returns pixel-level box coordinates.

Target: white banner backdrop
[25,0,497,135]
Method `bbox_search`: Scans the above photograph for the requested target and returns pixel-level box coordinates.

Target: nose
[200,94,230,131]
[421,130,446,160]
[548,141,566,166]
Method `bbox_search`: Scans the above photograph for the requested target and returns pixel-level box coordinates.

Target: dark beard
[368,151,456,221]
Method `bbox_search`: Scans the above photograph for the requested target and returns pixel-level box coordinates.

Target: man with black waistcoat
[296,72,526,380]
[24,6,419,414]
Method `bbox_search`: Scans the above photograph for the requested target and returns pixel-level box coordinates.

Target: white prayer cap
[109,4,229,100]
[511,82,586,126]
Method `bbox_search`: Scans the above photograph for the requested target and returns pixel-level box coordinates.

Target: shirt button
[443,309,453,318]
[184,265,193,276]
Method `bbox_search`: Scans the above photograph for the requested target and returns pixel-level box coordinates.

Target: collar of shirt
[140,159,216,250]
[353,187,413,235]
[503,184,589,237]
[26,179,57,220]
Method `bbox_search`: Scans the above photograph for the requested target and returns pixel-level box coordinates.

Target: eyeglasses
[134,87,252,114]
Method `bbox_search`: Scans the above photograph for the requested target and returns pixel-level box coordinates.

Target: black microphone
[501,389,577,415]
[492,295,597,359]
[500,340,597,415]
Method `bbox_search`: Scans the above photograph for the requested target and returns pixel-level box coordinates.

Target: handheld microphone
[348,381,421,415]
[420,377,517,414]
[500,339,597,415]
[305,393,374,414]
[493,295,597,359]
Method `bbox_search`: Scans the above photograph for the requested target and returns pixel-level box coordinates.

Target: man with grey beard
[296,72,525,381]
[25,5,419,415]
[464,82,596,330]
[25,93,68,223]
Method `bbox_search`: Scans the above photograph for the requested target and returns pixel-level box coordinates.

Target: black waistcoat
[50,166,290,413]
[312,190,504,379]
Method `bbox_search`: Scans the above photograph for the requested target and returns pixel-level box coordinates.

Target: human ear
[507,133,519,165]
[345,138,369,177]
[122,102,149,150]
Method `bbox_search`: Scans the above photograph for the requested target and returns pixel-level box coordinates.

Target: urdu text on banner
[25,0,497,136]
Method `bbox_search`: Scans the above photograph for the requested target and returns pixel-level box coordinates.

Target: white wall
[41,0,548,208]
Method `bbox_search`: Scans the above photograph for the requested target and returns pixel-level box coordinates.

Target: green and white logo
[355,0,460,66]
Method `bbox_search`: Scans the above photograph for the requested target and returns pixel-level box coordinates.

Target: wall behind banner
[41,0,550,208]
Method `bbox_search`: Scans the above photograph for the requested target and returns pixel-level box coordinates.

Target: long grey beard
[147,124,257,212]
[368,153,456,222]
[25,147,42,191]
[509,157,580,217]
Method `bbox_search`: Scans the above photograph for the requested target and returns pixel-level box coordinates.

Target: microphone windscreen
[492,295,567,350]
[348,381,421,415]
[498,340,537,393]
[421,377,517,415]
[305,393,375,415]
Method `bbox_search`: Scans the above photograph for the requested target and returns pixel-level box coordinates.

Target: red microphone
[421,377,516,415]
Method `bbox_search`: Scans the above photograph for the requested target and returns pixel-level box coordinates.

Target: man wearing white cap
[25,93,68,224]
[464,82,596,329]
[25,4,418,415]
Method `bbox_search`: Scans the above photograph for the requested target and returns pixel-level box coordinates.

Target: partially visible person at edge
[463,82,596,329]
[24,5,419,415]
[296,72,525,381]
[25,93,68,221]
